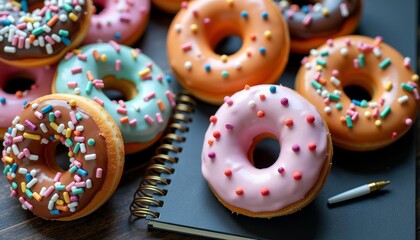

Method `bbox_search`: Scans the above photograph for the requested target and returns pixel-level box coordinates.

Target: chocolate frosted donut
[0,0,92,67]
[277,0,362,53]
[2,94,125,220]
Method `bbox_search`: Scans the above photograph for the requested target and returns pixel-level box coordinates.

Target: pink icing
[83,0,151,44]
[0,64,54,130]
[201,85,329,213]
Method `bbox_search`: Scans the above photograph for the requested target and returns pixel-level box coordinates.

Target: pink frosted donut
[201,85,333,218]
[0,64,54,136]
[83,0,151,45]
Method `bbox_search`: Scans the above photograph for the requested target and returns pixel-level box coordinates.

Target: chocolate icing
[0,0,89,60]
[278,0,361,39]
[3,98,107,219]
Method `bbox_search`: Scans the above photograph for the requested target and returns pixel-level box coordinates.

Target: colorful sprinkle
[284,118,293,127]
[235,188,244,196]
[401,83,414,91]
[269,86,276,93]
[221,71,229,78]
[306,115,315,123]
[280,97,289,106]
[261,11,268,19]
[224,169,232,177]
[260,187,270,196]
[378,57,391,69]
[379,106,391,118]
[213,131,221,139]
[241,11,248,19]
[293,171,302,180]
[345,115,353,128]
[308,143,316,151]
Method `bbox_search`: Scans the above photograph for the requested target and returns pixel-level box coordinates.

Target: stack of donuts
[0,0,418,222]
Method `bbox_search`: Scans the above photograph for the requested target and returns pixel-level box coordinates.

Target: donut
[201,85,332,218]
[0,0,93,68]
[2,94,125,220]
[83,0,151,45]
[295,35,419,151]
[167,0,290,105]
[152,0,188,14]
[0,63,54,136]
[277,0,362,53]
[52,42,176,154]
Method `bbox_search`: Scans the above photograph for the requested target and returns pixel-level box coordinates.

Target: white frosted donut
[201,84,332,218]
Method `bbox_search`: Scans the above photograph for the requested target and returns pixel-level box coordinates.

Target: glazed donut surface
[2,94,125,220]
[152,0,186,14]
[202,85,332,218]
[53,42,176,154]
[0,0,92,67]
[295,35,419,151]
[277,0,362,53]
[167,0,290,104]
[0,63,54,136]
[83,0,150,45]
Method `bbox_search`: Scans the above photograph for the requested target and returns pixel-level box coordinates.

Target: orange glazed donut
[167,0,290,104]
[2,94,125,220]
[295,35,420,151]
[0,0,93,68]
[152,0,188,14]
[277,0,362,54]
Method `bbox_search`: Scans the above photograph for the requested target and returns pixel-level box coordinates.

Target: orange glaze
[152,0,189,14]
[167,0,290,105]
[295,35,419,151]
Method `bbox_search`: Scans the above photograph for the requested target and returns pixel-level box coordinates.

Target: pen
[327,180,390,204]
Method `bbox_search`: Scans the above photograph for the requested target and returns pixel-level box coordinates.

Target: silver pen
[327,180,390,204]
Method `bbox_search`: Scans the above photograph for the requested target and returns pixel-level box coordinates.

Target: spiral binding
[130,91,196,218]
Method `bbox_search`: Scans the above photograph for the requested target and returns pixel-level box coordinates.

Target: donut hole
[287,0,321,8]
[248,134,280,169]
[343,85,372,102]
[102,76,138,102]
[27,2,44,12]
[54,144,71,172]
[43,142,71,172]
[213,35,243,56]
[204,17,243,57]
[3,74,35,95]
[93,0,106,15]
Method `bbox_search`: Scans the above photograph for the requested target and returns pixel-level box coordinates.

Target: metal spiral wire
[130,91,196,218]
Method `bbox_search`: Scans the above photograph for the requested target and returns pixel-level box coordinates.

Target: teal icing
[54,43,175,144]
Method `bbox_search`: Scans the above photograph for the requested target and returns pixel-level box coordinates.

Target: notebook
[130,0,418,239]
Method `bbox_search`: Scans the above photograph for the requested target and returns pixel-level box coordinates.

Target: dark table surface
[1,2,419,240]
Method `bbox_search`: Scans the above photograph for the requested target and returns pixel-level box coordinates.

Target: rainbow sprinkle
[2,97,105,218]
[302,36,419,141]
[0,1,88,58]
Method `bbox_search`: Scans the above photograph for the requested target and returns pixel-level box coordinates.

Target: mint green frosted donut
[53,42,176,153]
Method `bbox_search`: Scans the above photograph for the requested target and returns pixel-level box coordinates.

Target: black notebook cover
[135,0,418,239]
